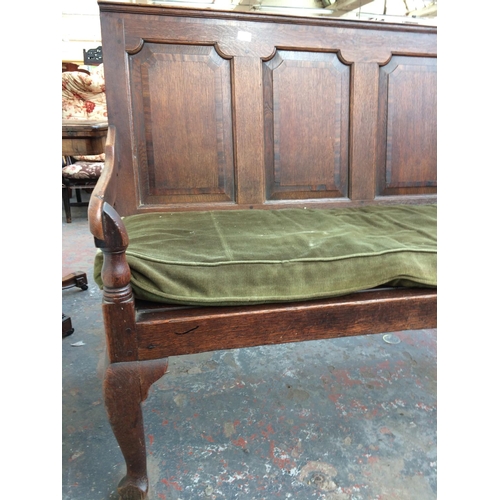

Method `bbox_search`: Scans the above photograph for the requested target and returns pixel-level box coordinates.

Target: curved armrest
[88,125,128,249]
[88,126,132,303]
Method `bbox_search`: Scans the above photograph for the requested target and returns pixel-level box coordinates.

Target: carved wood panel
[129,43,235,205]
[377,55,437,197]
[263,50,350,201]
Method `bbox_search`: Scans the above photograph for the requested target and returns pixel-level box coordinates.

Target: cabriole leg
[104,358,168,500]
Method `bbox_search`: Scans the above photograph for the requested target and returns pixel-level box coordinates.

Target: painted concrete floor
[62,198,437,500]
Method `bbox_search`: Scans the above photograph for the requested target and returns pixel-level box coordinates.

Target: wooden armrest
[88,126,132,304]
[88,125,128,247]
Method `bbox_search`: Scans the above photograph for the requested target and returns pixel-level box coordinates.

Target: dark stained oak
[104,358,168,500]
[98,2,436,215]
[376,56,437,197]
[263,50,350,201]
[134,289,437,361]
[129,43,235,205]
[89,3,437,498]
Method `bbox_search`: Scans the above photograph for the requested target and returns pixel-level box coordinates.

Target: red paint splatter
[328,392,341,403]
[148,434,154,446]
[269,440,296,470]
[158,494,166,500]
[161,478,182,491]
[269,440,275,459]
[377,360,391,370]
[334,369,362,387]
[232,437,247,448]
[261,424,275,438]
[202,434,215,443]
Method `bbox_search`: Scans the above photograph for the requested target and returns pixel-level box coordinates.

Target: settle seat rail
[89,3,437,499]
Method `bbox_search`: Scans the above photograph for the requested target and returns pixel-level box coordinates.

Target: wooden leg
[62,314,74,338]
[104,358,168,500]
[62,186,72,223]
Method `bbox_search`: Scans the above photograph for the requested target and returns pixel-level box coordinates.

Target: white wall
[61,0,436,63]
[62,0,102,63]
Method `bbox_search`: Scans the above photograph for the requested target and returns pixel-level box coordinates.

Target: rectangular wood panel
[263,50,350,201]
[377,56,437,197]
[129,43,235,205]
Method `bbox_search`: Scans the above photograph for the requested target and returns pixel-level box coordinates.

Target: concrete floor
[62,195,437,500]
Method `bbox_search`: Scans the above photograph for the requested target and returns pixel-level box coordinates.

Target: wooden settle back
[97,1,437,217]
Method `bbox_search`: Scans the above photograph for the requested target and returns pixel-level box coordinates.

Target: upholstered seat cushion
[94,204,437,306]
[62,161,103,179]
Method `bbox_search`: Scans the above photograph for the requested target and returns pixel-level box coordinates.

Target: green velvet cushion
[94,204,437,306]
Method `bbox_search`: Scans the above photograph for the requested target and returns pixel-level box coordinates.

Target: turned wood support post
[98,200,133,305]
[95,202,140,362]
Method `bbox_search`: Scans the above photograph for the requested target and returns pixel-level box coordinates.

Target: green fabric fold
[94,204,437,305]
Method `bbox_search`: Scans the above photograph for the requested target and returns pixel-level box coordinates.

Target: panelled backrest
[99,2,437,216]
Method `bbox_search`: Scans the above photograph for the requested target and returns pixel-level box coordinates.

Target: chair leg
[62,314,74,337]
[104,358,168,500]
[62,186,72,223]
[76,187,82,203]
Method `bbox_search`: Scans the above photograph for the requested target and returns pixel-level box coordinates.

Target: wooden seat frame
[89,3,437,499]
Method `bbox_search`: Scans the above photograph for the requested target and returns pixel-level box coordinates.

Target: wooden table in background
[62,119,108,156]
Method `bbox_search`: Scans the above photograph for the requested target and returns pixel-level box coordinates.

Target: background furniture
[62,62,90,74]
[90,3,436,499]
[62,271,89,337]
[83,45,103,65]
[62,65,108,334]
[62,119,108,156]
[62,121,107,223]
[62,160,103,223]
[61,120,107,333]
[62,65,107,222]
